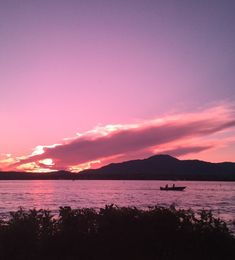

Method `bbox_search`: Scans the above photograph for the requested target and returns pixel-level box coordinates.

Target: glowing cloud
[3,104,235,172]
[69,160,101,173]
[39,158,55,166]
[32,144,61,156]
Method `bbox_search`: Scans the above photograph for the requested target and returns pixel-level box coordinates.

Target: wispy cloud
[4,104,235,172]
[158,145,214,157]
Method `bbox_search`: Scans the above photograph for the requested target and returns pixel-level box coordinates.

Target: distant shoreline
[0,172,235,182]
[2,154,235,181]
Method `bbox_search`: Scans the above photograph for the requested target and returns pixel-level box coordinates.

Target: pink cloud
[158,145,214,157]
[6,104,235,172]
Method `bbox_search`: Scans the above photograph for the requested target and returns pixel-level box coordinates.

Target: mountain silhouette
[79,154,235,181]
[0,154,235,180]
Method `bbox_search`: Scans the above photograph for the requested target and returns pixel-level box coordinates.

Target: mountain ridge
[79,154,235,181]
[0,154,235,181]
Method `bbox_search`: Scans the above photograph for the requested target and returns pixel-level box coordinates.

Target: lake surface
[0,180,234,231]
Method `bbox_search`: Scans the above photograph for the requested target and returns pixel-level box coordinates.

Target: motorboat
[160,185,186,191]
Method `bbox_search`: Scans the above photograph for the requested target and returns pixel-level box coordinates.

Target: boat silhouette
[160,185,186,191]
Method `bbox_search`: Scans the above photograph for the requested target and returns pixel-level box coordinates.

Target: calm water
[0,180,234,231]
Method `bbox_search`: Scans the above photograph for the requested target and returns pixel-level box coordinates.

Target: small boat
[160,186,186,191]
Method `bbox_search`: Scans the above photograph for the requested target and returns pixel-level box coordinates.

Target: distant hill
[0,154,235,181]
[80,154,235,181]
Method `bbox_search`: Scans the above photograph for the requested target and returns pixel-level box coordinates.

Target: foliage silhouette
[0,205,234,260]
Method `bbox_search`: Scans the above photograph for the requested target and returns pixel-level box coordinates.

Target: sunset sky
[1,0,235,172]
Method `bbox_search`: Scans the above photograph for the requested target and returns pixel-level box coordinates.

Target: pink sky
[0,1,235,172]
[1,104,235,172]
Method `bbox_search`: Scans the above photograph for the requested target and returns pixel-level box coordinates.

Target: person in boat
[165,184,168,189]
[173,184,175,188]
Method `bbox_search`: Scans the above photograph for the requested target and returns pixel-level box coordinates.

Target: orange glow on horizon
[69,160,101,173]
[16,161,57,173]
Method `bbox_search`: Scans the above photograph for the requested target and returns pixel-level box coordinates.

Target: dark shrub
[0,205,234,260]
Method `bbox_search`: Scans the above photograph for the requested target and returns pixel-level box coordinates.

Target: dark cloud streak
[13,110,235,170]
